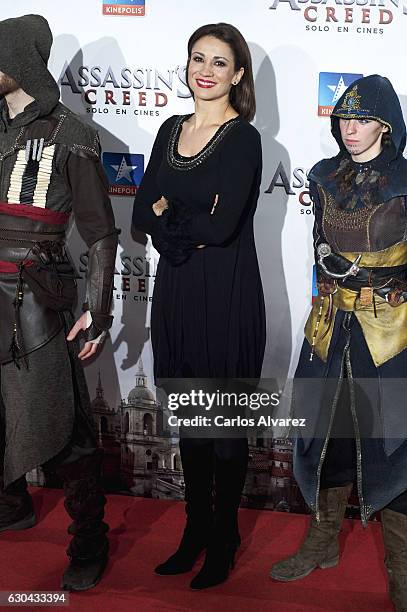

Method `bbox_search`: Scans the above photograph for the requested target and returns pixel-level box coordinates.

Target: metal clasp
[317,243,362,281]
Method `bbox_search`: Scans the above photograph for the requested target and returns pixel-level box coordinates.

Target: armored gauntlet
[84,232,118,343]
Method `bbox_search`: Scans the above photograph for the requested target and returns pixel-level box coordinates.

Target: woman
[132,23,265,589]
[271,75,407,611]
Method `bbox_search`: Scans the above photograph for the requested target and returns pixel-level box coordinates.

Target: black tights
[179,437,248,539]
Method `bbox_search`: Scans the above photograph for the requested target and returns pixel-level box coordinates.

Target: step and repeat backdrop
[5,0,406,513]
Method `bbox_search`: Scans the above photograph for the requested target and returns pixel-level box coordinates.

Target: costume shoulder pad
[308,155,341,187]
[47,103,101,159]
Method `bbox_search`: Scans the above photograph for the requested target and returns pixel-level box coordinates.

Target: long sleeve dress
[132,114,266,380]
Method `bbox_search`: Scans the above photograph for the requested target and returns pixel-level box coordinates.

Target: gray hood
[0,14,60,117]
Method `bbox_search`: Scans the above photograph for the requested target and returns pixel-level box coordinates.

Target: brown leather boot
[381,508,407,612]
[270,484,352,581]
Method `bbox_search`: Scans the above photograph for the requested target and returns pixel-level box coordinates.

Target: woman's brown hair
[186,23,256,122]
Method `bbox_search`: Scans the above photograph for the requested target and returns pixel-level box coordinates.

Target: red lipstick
[196,78,216,88]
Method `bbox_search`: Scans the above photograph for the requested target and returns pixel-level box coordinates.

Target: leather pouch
[0,274,63,364]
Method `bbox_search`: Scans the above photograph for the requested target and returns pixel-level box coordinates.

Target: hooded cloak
[309,74,407,203]
[0,14,60,117]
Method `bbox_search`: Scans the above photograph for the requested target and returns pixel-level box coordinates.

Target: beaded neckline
[167,114,240,171]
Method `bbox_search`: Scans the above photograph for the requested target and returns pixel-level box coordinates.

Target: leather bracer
[84,232,118,342]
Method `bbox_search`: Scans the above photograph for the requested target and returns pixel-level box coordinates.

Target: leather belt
[318,248,407,288]
[0,212,68,234]
[319,276,407,308]
[0,228,65,244]
[317,251,407,299]
[0,226,66,266]
[0,244,39,263]
[339,268,407,291]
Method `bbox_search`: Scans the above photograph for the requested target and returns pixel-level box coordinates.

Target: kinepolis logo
[265,162,312,214]
[103,0,145,16]
[318,72,363,116]
[59,63,191,117]
[269,0,407,35]
[79,252,158,303]
[103,152,144,196]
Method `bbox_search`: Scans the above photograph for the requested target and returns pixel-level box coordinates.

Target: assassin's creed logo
[269,0,407,35]
[59,63,191,117]
[265,162,312,214]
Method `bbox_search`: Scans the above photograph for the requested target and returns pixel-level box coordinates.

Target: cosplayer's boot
[0,474,36,533]
[190,444,247,590]
[0,482,36,532]
[0,418,35,531]
[57,449,109,591]
[155,440,214,575]
[270,483,353,582]
[381,508,407,612]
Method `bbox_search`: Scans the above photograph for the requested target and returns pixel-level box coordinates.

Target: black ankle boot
[189,536,240,590]
[155,525,208,575]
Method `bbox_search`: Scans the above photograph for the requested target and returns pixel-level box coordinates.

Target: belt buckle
[359,286,374,306]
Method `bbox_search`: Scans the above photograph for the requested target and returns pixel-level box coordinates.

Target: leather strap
[0,228,65,244]
[0,211,67,234]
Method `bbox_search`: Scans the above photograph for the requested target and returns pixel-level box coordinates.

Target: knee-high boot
[270,484,353,581]
[190,438,248,589]
[382,508,407,612]
[56,448,109,591]
[155,438,214,575]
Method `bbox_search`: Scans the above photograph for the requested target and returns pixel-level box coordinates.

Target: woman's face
[339,118,388,161]
[187,35,243,103]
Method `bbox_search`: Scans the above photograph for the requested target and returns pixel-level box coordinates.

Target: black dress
[133,115,266,581]
[132,114,266,380]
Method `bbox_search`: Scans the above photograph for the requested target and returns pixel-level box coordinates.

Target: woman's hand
[152,196,168,216]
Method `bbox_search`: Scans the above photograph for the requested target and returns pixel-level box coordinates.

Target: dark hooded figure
[0,15,119,590]
[270,75,407,611]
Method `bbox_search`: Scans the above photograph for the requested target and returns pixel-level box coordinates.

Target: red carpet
[0,488,393,611]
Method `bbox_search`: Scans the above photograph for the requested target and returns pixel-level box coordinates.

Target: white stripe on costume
[6,150,26,203]
[32,145,55,209]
